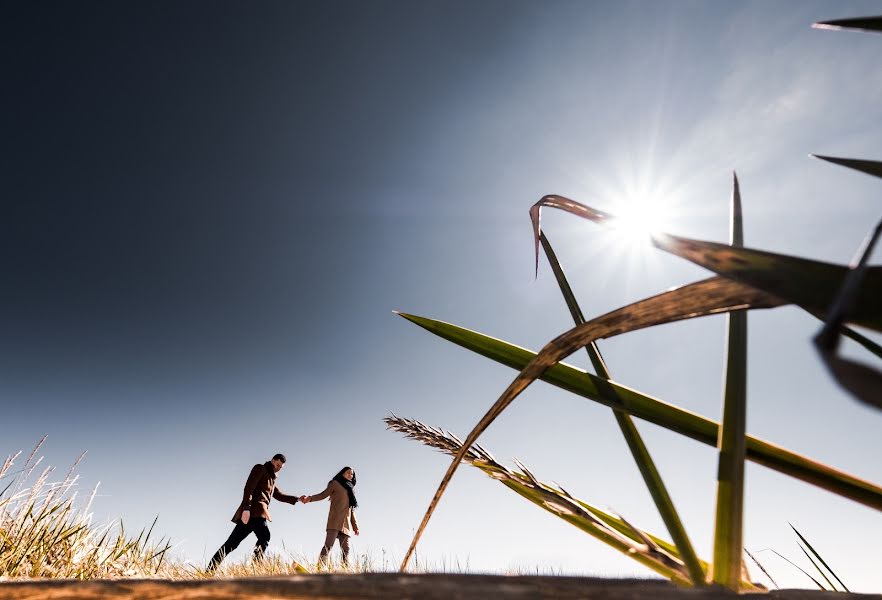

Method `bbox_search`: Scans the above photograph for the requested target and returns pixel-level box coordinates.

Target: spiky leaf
[396,312,882,511]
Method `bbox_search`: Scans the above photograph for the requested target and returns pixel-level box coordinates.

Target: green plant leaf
[744,548,779,590]
[812,155,882,179]
[812,216,882,409]
[396,312,882,511]
[789,523,849,592]
[385,415,724,587]
[397,276,785,571]
[531,194,882,333]
[649,233,882,332]
[540,231,706,586]
[531,194,882,408]
[813,16,882,33]
[766,549,827,590]
[711,174,748,589]
[840,326,882,361]
[797,543,837,591]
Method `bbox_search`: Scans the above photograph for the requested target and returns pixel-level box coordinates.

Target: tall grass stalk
[0,443,170,579]
[396,16,881,583]
[397,312,882,511]
[539,232,705,586]
[789,524,849,592]
[711,174,748,589]
[384,415,759,587]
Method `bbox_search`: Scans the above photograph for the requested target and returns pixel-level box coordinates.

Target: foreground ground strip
[1,574,880,600]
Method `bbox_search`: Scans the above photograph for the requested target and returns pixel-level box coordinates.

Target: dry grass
[0,443,435,580]
[0,439,170,579]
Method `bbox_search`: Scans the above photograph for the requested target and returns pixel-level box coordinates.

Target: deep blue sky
[3,1,882,590]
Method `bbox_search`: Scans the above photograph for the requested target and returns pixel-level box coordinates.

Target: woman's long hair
[334,466,356,486]
[332,466,358,508]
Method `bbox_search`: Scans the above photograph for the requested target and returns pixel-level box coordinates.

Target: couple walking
[207,453,359,571]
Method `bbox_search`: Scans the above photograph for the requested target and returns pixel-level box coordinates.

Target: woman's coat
[309,479,358,535]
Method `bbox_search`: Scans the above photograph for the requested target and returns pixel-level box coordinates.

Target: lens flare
[609,196,670,245]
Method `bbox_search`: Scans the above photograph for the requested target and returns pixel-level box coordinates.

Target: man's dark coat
[231,461,297,522]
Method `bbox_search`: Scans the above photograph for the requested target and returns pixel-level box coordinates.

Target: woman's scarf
[332,474,358,508]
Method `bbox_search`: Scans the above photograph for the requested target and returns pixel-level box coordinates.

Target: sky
[3,0,882,591]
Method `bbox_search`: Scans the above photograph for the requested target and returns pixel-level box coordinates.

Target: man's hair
[272,453,287,463]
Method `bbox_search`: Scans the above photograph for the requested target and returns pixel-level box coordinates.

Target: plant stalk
[540,232,706,586]
[711,173,747,589]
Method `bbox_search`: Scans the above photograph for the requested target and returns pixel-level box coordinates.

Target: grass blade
[540,231,706,585]
[813,217,882,409]
[789,524,849,592]
[840,325,882,360]
[397,277,783,570]
[385,415,700,586]
[711,174,748,589]
[813,16,882,33]
[744,548,779,590]
[765,549,826,590]
[396,312,882,510]
[531,194,882,332]
[797,543,836,591]
[650,233,882,332]
[812,155,882,179]
[531,193,882,408]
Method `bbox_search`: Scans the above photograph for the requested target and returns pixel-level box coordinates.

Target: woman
[300,466,359,566]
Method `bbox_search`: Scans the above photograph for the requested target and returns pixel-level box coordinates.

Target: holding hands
[298,495,310,504]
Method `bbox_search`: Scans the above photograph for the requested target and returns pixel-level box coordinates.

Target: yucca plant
[0,439,171,579]
[390,14,882,591]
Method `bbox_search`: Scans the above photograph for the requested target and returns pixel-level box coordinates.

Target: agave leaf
[813,16,882,33]
[540,231,706,585]
[812,155,882,180]
[531,194,882,332]
[396,312,882,510]
[711,175,748,589]
[789,523,849,592]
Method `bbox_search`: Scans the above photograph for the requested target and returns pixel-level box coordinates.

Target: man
[207,453,300,571]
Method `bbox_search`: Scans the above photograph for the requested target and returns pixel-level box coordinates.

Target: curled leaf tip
[530,202,543,279]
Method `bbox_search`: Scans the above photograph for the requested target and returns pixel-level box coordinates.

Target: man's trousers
[207,518,271,570]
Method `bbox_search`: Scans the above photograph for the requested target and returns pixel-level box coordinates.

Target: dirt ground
[1,574,879,600]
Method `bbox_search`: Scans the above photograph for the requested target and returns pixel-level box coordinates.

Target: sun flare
[609,197,670,245]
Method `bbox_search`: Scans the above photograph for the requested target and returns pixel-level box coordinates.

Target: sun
[608,195,670,245]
